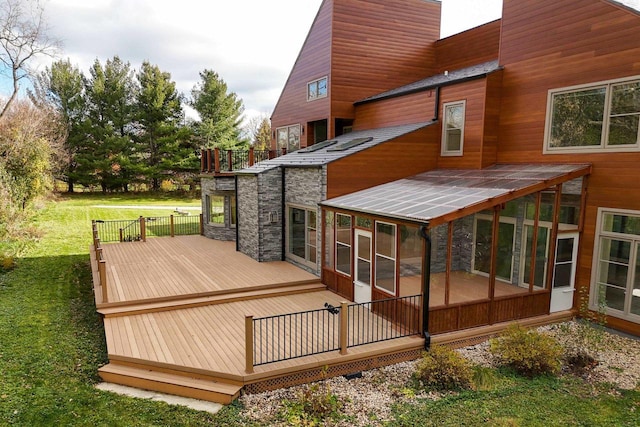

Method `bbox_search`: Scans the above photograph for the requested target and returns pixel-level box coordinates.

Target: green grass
[0,193,235,426]
[389,371,640,427]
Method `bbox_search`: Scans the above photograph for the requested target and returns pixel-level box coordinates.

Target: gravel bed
[239,321,640,426]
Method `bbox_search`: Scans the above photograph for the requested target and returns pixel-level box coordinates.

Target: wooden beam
[245,315,254,373]
[340,301,349,355]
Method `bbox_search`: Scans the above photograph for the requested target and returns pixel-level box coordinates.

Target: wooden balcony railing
[200,147,285,174]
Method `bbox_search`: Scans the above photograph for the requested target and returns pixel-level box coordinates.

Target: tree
[133,61,187,190]
[0,0,59,120]
[189,69,247,149]
[254,116,272,150]
[84,56,136,191]
[31,59,87,192]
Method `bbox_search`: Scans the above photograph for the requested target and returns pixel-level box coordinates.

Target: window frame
[207,194,226,226]
[276,124,301,152]
[307,76,328,101]
[441,100,466,156]
[544,75,640,154]
[374,221,397,296]
[471,213,517,283]
[590,207,640,323]
[335,213,352,276]
[285,204,318,269]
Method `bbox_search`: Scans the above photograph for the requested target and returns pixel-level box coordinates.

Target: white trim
[543,75,640,154]
[335,213,352,276]
[441,100,466,156]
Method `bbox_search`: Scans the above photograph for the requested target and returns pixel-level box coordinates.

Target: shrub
[0,254,16,272]
[414,345,473,390]
[490,324,563,377]
[472,366,499,391]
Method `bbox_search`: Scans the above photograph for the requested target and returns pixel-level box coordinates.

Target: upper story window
[307,77,328,101]
[441,100,465,156]
[276,124,300,152]
[545,76,640,153]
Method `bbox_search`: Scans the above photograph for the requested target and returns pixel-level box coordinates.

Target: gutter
[419,224,432,350]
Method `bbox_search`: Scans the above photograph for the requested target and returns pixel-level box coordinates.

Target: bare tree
[0,0,59,120]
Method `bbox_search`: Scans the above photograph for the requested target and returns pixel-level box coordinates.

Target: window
[208,195,225,225]
[336,214,352,275]
[545,77,640,152]
[307,76,327,101]
[472,214,516,282]
[324,211,335,268]
[592,209,640,321]
[375,222,397,295]
[441,101,465,156]
[276,124,301,152]
[287,206,317,267]
[398,225,422,297]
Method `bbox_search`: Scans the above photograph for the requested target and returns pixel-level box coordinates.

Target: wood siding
[270,0,333,147]
[353,90,437,130]
[326,126,440,199]
[435,19,501,73]
[496,0,640,336]
[330,0,441,126]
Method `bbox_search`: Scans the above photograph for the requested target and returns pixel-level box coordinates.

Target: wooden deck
[91,236,426,404]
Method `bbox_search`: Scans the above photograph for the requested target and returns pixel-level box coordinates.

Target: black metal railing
[200,148,279,174]
[94,215,202,242]
[95,219,141,242]
[348,294,422,348]
[252,305,342,366]
[249,295,422,368]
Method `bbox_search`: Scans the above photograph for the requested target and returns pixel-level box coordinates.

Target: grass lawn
[1,193,639,426]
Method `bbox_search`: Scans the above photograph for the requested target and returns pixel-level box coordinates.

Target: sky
[1,0,503,123]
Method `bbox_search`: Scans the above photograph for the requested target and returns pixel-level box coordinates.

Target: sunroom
[320,164,591,335]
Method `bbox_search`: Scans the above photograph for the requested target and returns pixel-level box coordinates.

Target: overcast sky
[2,0,503,123]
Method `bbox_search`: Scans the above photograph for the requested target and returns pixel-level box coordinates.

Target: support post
[339,301,349,355]
[248,147,255,166]
[170,215,175,237]
[214,148,220,173]
[207,148,213,173]
[99,260,108,303]
[227,150,233,172]
[95,246,102,263]
[245,315,254,373]
[140,216,146,242]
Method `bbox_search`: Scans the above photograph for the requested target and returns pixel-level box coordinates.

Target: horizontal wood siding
[270,0,332,147]
[497,0,640,335]
[481,71,503,167]
[326,126,440,199]
[331,0,441,122]
[354,90,436,130]
[435,20,501,73]
[436,79,488,169]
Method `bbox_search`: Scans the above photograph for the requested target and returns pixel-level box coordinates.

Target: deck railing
[245,295,422,372]
[94,214,203,243]
[200,147,282,174]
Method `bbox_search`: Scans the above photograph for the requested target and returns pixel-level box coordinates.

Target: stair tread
[99,282,326,316]
[99,363,242,395]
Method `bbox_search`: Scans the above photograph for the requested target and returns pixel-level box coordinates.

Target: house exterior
[201,0,640,337]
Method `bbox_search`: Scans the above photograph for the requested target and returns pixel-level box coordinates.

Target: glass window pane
[608,115,639,146]
[357,258,371,285]
[610,81,640,115]
[208,195,224,224]
[324,211,334,268]
[446,129,461,151]
[318,78,327,97]
[308,82,317,99]
[288,125,300,152]
[357,234,371,261]
[336,244,351,276]
[277,128,288,149]
[356,216,372,229]
[496,222,515,281]
[375,255,395,294]
[553,264,572,288]
[550,87,605,148]
[337,214,351,245]
[289,208,306,259]
[399,225,422,297]
[376,222,396,258]
[604,285,626,311]
[474,218,493,275]
[602,213,640,236]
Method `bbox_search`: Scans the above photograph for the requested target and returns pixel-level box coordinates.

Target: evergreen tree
[254,117,271,150]
[189,69,247,149]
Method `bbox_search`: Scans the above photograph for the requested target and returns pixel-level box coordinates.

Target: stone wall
[257,168,283,262]
[237,174,260,260]
[201,175,237,241]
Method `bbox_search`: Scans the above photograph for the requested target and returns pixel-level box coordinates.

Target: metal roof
[237,121,436,175]
[321,164,591,225]
[355,60,502,105]
[609,0,640,12]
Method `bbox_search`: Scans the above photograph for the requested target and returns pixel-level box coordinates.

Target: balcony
[200,147,286,175]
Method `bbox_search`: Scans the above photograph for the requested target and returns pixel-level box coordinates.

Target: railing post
[170,215,175,237]
[227,150,233,172]
[200,148,206,172]
[95,246,102,263]
[340,301,349,355]
[199,213,204,236]
[207,148,213,173]
[245,315,254,373]
[99,259,108,303]
[214,148,220,173]
[249,147,255,166]
[119,228,123,243]
[140,216,146,242]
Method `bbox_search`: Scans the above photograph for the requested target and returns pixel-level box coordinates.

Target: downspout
[235,175,239,252]
[432,86,441,121]
[281,167,286,261]
[419,224,431,349]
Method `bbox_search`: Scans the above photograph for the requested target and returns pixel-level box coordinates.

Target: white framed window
[441,100,465,156]
[307,76,328,101]
[375,221,397,295]
[286,205,317,268]
[336,213,352,276]
[591,208,640,323]
[276,124,301,152]
[544,76,640,153]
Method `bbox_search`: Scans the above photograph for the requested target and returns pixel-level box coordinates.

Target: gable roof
[321,164,591,226]
[237,121,436,175]
[355,60,502,105]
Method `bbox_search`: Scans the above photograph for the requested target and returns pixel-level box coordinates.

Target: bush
[414,345,473,390]
[490,325,563,377]
[472,366,499,391]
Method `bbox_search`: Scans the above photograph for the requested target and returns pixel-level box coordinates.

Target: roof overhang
[320,164,592,227]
